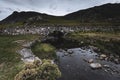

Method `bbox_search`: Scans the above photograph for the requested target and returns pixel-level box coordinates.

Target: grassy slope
[1,16,120,29]
[66,32,120,55]
[0,35,39,80]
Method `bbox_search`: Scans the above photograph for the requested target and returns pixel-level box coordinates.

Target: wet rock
[103,65,110,68]
[90,63,102,69]
[64,52,68,56]
[89,46,98,51]
[114,58,119,64]
[67,50,73,54]
[104,69,108,73]
[105,57,108,61]
[18,48,34,58]
[51,60,54,64]
[88,59,94,63]
[18,48,41,63]
[100,54,107,60]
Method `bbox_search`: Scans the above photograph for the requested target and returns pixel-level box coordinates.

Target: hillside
[0,11,60,24]
[0,3,120,26]
[64,3,120,23]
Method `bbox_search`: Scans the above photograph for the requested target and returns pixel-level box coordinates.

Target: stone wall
[0,25,120,35]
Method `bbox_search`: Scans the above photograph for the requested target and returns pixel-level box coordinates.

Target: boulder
[88,59,94,63]
[90,63,102,69]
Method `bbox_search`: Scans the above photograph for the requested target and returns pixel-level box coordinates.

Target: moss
[32,43,56,59]
[15,69,37,80]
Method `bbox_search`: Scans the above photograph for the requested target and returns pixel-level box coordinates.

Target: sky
[0,0,120,20]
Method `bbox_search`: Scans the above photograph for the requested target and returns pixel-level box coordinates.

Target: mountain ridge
[64,3,120,23]
[0,3,120,26]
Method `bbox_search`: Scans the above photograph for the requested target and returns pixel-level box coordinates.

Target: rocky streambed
[15,39,41,63]
[14,32,120,80]
[56,47,120,80]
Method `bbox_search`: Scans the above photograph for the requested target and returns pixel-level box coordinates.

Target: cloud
[0,0,120,20]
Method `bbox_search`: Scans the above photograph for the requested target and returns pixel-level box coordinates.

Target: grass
[0,22,24,29]
[70,32,120,40]
[32,42,56,59]
[0,34,39,80]
[15,59,61,80]
[1,19,120,29]
[66,31,120,55]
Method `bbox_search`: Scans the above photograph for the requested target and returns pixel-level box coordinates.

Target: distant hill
[64,3,120,23]
[0,11,59,24]
[0,3,120,26]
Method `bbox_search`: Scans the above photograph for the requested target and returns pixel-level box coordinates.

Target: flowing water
[56,48,120,80]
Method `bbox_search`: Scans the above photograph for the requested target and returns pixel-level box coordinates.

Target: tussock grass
[0,35,39,80]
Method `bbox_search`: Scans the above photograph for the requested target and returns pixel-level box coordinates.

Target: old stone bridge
[0,25,119,35]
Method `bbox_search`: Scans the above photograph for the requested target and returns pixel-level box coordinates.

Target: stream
[16,31,120,80]
[16,40,40,63]
[42,31,120,80]
[56,48,120,80]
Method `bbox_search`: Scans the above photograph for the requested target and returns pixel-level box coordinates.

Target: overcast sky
[0,0,120,20]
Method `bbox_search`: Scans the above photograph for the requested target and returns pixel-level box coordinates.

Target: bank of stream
[39,31,120,80]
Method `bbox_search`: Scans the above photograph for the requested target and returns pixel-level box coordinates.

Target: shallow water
[18,47,40,62]
[56,48,120,80]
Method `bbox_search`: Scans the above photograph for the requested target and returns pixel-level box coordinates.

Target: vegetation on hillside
[0,3,120,27]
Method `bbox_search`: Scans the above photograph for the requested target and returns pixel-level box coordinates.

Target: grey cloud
[0,0,120,20]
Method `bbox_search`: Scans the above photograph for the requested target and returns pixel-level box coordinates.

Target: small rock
[89,46,98,51]
[67,50,73,54]
[81,41,84,44]
[64,52,68,56]
[100,54,107,60]
[105,57,108,61]
[51,60,54,64]
[90,63,102,69]
[103,65,110,68]
[88,59,94,63]
[109,54,114,59]
[114,59,119,64]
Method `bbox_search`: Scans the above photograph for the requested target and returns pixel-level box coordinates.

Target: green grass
[66,31,120,55]
[15,59,61,80]
[32,43,56,59]
[0,35,39,80]
[0,22,24,29]
[1,19,120,29]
